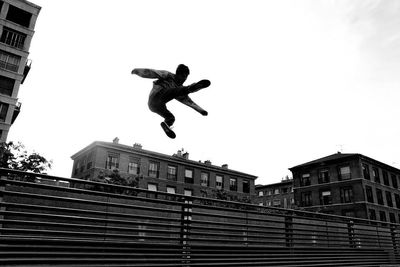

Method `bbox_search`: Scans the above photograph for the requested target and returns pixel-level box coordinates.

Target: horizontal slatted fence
[1,168,399,266]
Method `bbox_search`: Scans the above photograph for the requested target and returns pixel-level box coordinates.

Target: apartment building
[71,139,258,201]
[290,152,400,223]
[255,178,294,208]
[0,0,40,141]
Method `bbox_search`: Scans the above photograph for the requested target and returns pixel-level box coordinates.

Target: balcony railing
[0,60,18,72]
[0,27,26,50]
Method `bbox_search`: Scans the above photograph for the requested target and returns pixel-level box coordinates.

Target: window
[366,186,374,203]
[318,169,330,184]
[391,174,398,189]
[283,198,288,208]
[362,164,370,180]
[340,187,353,203]
[319,190,332,205]
[0,75,15,96]
[148,161,160,178]
[0,27,26,49]
[373,167,380,183]
[216,175,223,190]
[147,183,157,191]
[338,166,351,180]
[87,152,93,170]
[105,154,119,170]
[274,188,280,195]
[301,173,311,186]
[184,189,192,196]
[385,191,393,207]
[273,199,281,207]
[0,50,20,72]
[146,183,158,198]
[266,190,272,196]
[200,172,209,187]
[281,187,288,194]
[128,158,140,174]
[229,178,237,191]
[383,171,389,186]
[379,211,387,222]
[74,161,79,176]
[184,169,193,184]
[369,209,376,221]
[376,189,384,205]
[166,186,176,194]
[167,165,177,181]
[389,213,396,224]
[6,5,32,27]
[80,158,85,173]
[266,200,272,206]
[395,193,400,209]
[258,191,264,197]
[243,180,250,193]
[258,202,264,206]
[301,191,312,206]
[0,102,8,122]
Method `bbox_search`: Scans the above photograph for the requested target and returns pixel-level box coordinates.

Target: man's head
[175,64,189,85]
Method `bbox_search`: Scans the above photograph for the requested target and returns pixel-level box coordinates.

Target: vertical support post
[376,225,382,248]
[391,225,398,256]
[348,220,355,248]
[0,178,5,231]
[180,196,192,266]
[285,212,294,247]
[325,221,330,247]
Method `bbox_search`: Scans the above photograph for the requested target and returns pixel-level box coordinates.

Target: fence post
[347,220,355,248]
[180,196,192,266]
[0,180,4,231]
[390,225,398,256]
[285,212,294,247]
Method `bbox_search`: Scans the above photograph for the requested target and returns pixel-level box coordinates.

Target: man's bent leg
[176,95,208,116]
[158,80,211,104]
[149,103,176,138]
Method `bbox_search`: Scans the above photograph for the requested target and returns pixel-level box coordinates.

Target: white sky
[8,0,400,185]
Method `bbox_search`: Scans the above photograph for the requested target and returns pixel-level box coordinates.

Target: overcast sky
[9,0,400,185]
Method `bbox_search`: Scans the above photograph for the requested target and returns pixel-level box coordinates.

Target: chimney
[113,137,119,144]
[222,164,228,169]
[204,160,212,165]
[182,152,189,159]
[133,143,142,149]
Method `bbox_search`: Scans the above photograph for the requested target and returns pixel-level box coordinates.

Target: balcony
[21,59,31,84]
[11,102,21,124]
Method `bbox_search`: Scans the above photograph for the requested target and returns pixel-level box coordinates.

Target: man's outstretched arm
[131,68,171,79]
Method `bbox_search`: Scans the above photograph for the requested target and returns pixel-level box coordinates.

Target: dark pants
[148,85,193,126]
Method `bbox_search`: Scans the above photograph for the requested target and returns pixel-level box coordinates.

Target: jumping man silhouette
[131,64,210,139]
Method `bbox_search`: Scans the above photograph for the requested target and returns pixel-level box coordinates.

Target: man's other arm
[131,68,171,79]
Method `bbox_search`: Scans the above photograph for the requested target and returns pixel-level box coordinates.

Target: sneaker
[160,122,176,139]
[189,79,211,93]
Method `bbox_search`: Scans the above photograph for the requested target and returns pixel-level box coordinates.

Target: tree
[0,141,52,173]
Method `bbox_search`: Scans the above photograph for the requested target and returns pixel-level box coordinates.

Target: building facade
[0,0,40,141]
[290,152,400,223]
[255,178,294,208]
[71,139,258,201]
